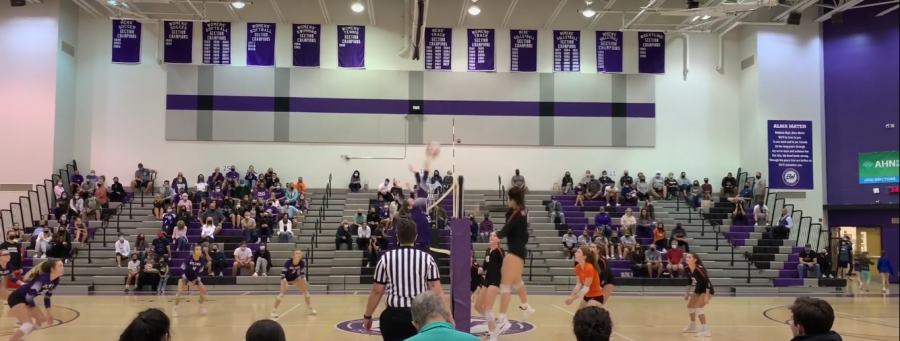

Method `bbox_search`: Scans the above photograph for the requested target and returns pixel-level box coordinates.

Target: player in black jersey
[471,252,483,302]
[473,235,505,340]
[488,187,530,339]
[271,250,317,317]
[0,250,25,301]
[684,253,714,337]
[590,243,616,304]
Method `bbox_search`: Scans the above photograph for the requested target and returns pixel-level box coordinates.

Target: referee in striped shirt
[364,217,455,341]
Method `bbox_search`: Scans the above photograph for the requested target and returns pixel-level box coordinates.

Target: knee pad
[499,284,512,294]
[696,308,705,316]
[302,291,310,297]
[20,323,33,335]
[485,311,494,322]
[687,308,697,314]
[276,293,284,301]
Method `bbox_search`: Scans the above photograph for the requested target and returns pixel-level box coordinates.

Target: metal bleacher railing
[307,173,332,265]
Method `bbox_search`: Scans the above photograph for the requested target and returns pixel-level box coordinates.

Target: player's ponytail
[119,308,170,341]
[572,306,613,341]
[24,259,58,282]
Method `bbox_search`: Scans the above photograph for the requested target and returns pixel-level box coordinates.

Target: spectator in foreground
[245,319,287,341]
[511,169,528,192]
[788,297,842,341]
[407,291,479,341]
[668,241,685,278]
[253,242,272,277]
[132,163,156,193]
[798,244,820,279]
[547,196,565,224]
[572,306,612,341]
[119,308,171,341]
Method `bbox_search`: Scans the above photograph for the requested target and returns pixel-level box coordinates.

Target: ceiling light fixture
[351,1,365,12]
[701,15,711,20]
[106,0,117,5]
[231,1,245,9]
[468,0,480,16]
[582,1,595,17]
[691,16,700,23]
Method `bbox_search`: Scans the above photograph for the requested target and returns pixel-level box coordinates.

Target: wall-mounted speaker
[831,12,844,25]
[409,101,423,115]
[786,12,801,25]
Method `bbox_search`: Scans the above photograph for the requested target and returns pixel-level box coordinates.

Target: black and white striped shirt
[374,246,441,308]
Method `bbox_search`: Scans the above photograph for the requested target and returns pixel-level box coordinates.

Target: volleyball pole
[449,217,472,333]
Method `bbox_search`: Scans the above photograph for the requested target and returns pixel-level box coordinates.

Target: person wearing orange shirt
[94,180,109,208]
[653,222,668,251]
[565,246,604,309]
[294,177,307,195]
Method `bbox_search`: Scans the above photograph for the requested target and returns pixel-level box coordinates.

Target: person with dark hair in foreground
[572,306,612,341]
[245,319,287,341]
[119,308,171,341]
[788,297,843,341]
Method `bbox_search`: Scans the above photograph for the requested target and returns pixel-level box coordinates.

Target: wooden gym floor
[1,292,897,341]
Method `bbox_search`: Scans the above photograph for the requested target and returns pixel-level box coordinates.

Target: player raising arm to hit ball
[271,249,317,317]
[6,259,63,341]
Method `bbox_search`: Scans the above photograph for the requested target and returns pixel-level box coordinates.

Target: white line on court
[240,292,251,296]
[550,304,638,341]
[274,304,302,322]
[834,312,899,325]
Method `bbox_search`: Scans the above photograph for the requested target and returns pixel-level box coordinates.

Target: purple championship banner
[596,31,623,73]
[638,31,665,74]
[767,120,814,190]
[202,22,231,65]
[467,29,495,72]
[292,24,321,67]
[510,29,537,72]
[163,21,193,64]
[553,30,580,72]
[111,20,142,64]
[338,25,366,69]
[246,23,276,67]
[424,28,452,71]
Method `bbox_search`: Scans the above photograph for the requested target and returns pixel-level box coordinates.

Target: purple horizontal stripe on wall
[166,95,656,118]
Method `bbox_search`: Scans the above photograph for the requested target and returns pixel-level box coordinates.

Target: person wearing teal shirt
[407,292,479,341]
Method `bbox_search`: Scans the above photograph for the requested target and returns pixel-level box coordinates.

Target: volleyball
[426,141,441,157]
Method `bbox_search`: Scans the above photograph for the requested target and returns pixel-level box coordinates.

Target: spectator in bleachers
[619,208,636,236]
[160,180,176,207]
[580,170,592,187]
[172,172,188,196]
[548,196,565,224]
[68,191,84,220]
[598,171,614,192]
[55,191,69,220]
[224,166,240,194]
[443,171,454,190]
[240,211,258,243]
[578,175,602,206]
[604,181,620,207]
[34,228,52,259]
[769,208,793,239]
[84,195,102,221]
[643,197,656,221]
[85,170,100,192]
[210,186,226,205]
[262,169,277,188]
[731,200,748,225]
[110,176,127,203]
[167,220,187,251]
[511,169,528,192]
[608,231,622,259]
[378,178,392,202]
[193,174,208,202]
[133,233,147,262]
[151,194,166,220]
[1,233,22,275]
[653,222,668,252]
[243,165,259,189]
[285,184,299,206]
[175,202,191,223]
[664,172,679,199]
[206,243,225,276]
[577,230,592,247]
[354,209,367,230]
[645,244,664,278]
[50,226,73,262]
[161,207,177,235]
[366,206,380,229]
[232,241,255,276]
[209,167,225,189]
[593,231,609,259]
[798,244,821,279]
[620,184,638,206]
[635,173,652,201]
[650,172,665,198]
[561,172,574,194]
[258,210,275,243]
[94,179,110,208]
[156,257,170,294]
[358,220,372,249]
[253,242,272,277]
[336,221,353,250]
[753,201,769,226]
[620,232,636,259]
[73,216,89,244]
[636,208,654,239]
[365,237,381,268]
[125,253,141,292]
[297,193,310,215]
[752,172,767,206]
[562,229,578,260]
[69,169,84,194]
[245,319,287,341]
[201,201,226,226]
[700,177,712,196]
[678,172,692,198]
[687,181,702,210]
[720,172,736,198]
[619,170,634,188]
[668,241,685,278]
[151,232,170,261]
[431,170,444,194]
[200,217,218,244]
[818,248,833,279]
[132,163,157,193]
[594,207,612,237]
[53,179,65,200]
[630,242,646,277]
[670,223,690,253]
[115,232,132,268]
[136,253,162,292]
[572,306,612,341]
[479,213,494,243]
[277,213,294,243]
[788,297,841,341]
[349,170,362,193]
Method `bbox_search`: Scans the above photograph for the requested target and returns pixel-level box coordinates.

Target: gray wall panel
[197,111,213,141]
[553,73,613,103]
[625,118,656,147]
[423,116,540,146]
[287,113,407,144]
[213,67,276,97]
[423,72,539,102]
[166,65,198,95]
[625,74,656,103]
[554,117,613,146]
[290,69,408,100]
[165,111,198,140]
[212,111,274,142]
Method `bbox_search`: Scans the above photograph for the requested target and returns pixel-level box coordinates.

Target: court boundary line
[550,304,638,341]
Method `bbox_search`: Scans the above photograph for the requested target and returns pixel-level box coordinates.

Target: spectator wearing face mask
[687,181,702,210]
[593,207,612,238]
[620,233,637,259]
[562,229,578,260]
[479,214,494,243]
[115,232,132,268]
[378,178,393,202]
[223,166,240,193]
[619,184,637,206]
[630,242,646,277]
[34,228,53,259]
[653,222,668,252]
[253,243,272,277]
[200,218,218,244]
[277,213,293,243]
[836,236,853,279]
[366,206,380,229]
[232,241,255,276]
[619,170,633,188]
[561,172,574,194]
[577,230,592,248]
[94,179,109,209]
[125,253,141,292]
[645,244,664,278]
[677,172,692,197]
[635,173,652,201]
[358,220,372,249]
[700,178,713,196]
[110,177,127,203]
[664,172,679,199]
[511,169,528,192]
[669,223,690,253]
[152,232,171,261]
[336,221,353,250]
[753,201,769,226]
[787,297,842,341]
[604,182,620,207]
[206,244,225,276]
[580,170,592,187]
[547,196,565,224]
[720,173,736,198]
[349,170,363,193]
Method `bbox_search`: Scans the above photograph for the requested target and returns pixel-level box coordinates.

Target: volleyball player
[271,249,317,317]
[0,250,26,300]
[6,259,63,341]
[474,234,504,340]
[471,253,483,303]
[487,186,530,339]
[590,243,616,304]
[565,246,605,309]
[173,245,209,317]
[684,253,714,337]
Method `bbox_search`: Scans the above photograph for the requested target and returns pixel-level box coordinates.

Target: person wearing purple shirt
[173,245,208,317]
[253,183,269,201]
[172,172,189,196]
[594,207,613,237]
[243,165,258,189]
[479,213,494,242]
[208,187,225,204]
[69,170,84,194]
[270,250,317,317]
[7,259,63,341]
[224,166,241,193]
[272,186,286,200]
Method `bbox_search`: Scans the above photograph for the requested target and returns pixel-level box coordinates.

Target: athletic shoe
[308,307,318,315]
[199,306,207,315]
[489,318,511,340]
[683,323,698,333]
[520,305,536,321]
[497,318,512,335]
[696,329,712,337]
[270,310,278,318]
[172,307,179,317]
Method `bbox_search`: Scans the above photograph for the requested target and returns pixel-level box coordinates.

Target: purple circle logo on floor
[335,317,536,336]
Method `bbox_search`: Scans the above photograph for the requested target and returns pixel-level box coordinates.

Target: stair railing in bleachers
[497,176,502,199]
[326,173,332,198]
[69,256,76,281]
[527,249,534,281]
[0,210,12,238]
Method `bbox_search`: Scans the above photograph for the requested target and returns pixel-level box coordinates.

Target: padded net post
[449,218,472,333]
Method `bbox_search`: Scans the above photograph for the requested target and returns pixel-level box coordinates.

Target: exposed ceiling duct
[410,0,427,61]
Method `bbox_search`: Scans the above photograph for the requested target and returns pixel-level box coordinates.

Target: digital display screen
[889,186,899,194]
